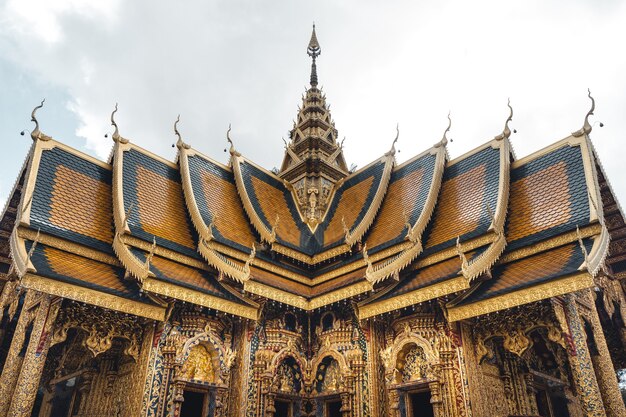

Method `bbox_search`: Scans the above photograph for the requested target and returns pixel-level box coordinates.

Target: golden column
[6,293,60,417]
[439,349,460,417]
[582,290,626,417]
[0,290,36,416]
[562,294,607,417]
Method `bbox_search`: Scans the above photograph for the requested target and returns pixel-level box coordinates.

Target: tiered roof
[2,27,619,323]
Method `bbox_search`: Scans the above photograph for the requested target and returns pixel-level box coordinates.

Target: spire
[307,23,321,87]
[278,25,348,230]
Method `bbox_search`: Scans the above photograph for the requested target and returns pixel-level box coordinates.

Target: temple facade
[1,27,626,417]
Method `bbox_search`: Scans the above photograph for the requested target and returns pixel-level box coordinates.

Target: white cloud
[0,0,120,44]
[0,0,625,203]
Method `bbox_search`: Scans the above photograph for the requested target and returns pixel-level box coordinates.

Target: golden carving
[447,272,595,322]
[51,302,147,360]
[359,276,467,319]
[21,273,164,321]
[181,344,215,383]
[143,277,257,320]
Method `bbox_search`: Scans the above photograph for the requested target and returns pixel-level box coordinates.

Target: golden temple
[0,26,625,417]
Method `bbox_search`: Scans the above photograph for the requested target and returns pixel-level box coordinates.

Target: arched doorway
[271,356,304,417]
[313,356,344,417]
[178,342,220,417]
[394,343,435,417]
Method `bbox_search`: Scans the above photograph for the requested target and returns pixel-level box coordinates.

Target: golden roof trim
[243,280,308,309]
[511,134,585,168]
[231,154,276,244]
[21,273,165,321]
[242,279,372,311]
[308,280,373,309]
[142,277,257,320]
[178,145,214,245]
[113,233,152,282]
[357,276,468,320]
[122,234,207,270]
[18,139,56,227]
[18,227,119,266]
[365,243,422,284]
[498,223,602,264]
[112,140,131,235]
[10,226,31,278]
[344,153,395,246]
[199,241,252,284]
[446,271,594,322]
[400,143,447,262]
[415,232,496,270]
[206,241,311,283]
[460,138,510,280]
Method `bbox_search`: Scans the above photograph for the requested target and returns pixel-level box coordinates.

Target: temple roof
[2,33,615,322]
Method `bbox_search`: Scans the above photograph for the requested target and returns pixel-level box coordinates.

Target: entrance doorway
[49,377,79,417]
[326,399,342,417]
[180,390,208,417]
[407,391,434,417]
[274,399,292,416]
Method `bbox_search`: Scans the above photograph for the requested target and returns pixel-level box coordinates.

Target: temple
[1,26,625,417]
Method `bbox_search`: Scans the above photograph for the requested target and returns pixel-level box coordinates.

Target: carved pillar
[171,372,185,417]
[0,281,18,327]
[346,374,357,417]
[352,362,366,417]
[340,391,352,417]
[264,392,276,417]
[562,294,607,417]
[160,339,178,417]
[501,351,535,416]
[75,367,97,415]
[429,379,444,417]
[387,388,400,417]
[584,291,626,417]
[523,372,540,416]
[439,350,460,417]
[7,294,60,417]
[0,290,36,416]
[214,386,228,417]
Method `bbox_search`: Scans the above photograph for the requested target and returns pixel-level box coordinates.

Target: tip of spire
[307,23,321,58]
[307,23,321,87]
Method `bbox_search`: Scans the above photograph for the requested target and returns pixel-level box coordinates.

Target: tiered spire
[279,25,349,230]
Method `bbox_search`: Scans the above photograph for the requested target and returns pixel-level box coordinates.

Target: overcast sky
[1,0,625,213]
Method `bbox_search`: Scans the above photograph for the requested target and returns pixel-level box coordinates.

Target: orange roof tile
[135,166,195,249]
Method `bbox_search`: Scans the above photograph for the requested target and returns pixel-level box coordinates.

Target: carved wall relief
[181,343,215,383]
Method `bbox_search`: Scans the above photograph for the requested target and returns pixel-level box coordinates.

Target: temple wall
[2,291,625,417]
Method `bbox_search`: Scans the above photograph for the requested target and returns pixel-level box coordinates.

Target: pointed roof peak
[307,23,321,57]
[307,23,321,87]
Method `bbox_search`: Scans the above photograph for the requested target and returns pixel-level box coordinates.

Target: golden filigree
[21,274,164,321]
[447,271,595,322]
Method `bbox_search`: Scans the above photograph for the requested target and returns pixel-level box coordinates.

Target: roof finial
[386,123,400,156]
[110,103,128,144]
[437,112,452,147]
[573,89,595,137]
[30,99,50,141]
[307,23,321,87]
[174,115,190,150]
[495,99,513,141]
[226,124,240,157]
